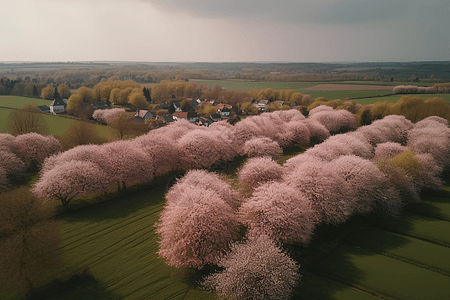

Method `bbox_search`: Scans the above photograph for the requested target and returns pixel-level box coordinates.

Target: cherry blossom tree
[0,133,15,151]
[156,186,239,269]
[92,108,126,124]
[414,116,449,127]
[240,182,315,244]
[232,118,267,146]
[357,125,391,146]
[0,150,27,182]
[133,133,181,176]
[276,121,310,148]
[166,170,240,209]
[102,140,154,190]
[373,142,409,161]
[303,119,330,144]
[285,161,352,225]
[32,160,110,208]
[304,133,373,161]
[368,115,413,144]
[40,144,108,174]
[275,109,305,122]
[243,137,283,159]
[308,105,335,116]
[407,124,450,168]
[308,109,357,134]
[331,155,402,217]
[238,157,284,192]
[414,153,443,192]
[202,235,300,300]
[11,133,61,170]
[283,154,325,173]
[157,119,197,141]
[178,129,235,169]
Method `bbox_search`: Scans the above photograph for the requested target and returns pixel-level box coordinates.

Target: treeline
[0,77,46,97]
[393,83,450,94]
[356,96,450,125]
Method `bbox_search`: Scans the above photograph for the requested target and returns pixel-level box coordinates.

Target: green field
[193,80,320,91]
[303,90,394,101]
[0,96,112,138]
[354,94,450,105]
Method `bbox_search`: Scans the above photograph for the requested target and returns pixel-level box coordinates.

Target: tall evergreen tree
[32,85,39,97]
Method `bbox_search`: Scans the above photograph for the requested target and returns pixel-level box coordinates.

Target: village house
[254,100,269,112]
[172,111,199,123]
[92,101,109,110]
[50,98,66,114]
[215,103,233,116]
[37,105,50,113]
[134,108,154,122]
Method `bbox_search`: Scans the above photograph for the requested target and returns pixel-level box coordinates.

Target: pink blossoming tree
[102,140,154,190]
[202,235,300,300]
[156,186,239,269]
[240,182,316,244]
[285,161,352,225]
[242,137,283,159]
[238,157,284,192]
[166,170,240,209]
[32,160,110,208]
[11,133,61,170]
[331,155,402,217]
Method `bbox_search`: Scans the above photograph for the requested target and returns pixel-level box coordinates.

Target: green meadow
[0,96,112,138]
[193,80,320,92]
[1,168,447,300]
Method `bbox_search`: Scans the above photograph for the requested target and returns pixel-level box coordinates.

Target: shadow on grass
[42,277,119,300]
[56,179,167,223]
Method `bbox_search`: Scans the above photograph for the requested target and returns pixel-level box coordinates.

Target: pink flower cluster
[92,108,126,124]
[156,170,239,269]
[0,133,60,193]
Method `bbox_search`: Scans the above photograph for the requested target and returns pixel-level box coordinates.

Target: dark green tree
[32,85,39,97]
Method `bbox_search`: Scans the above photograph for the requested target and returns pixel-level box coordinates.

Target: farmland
[2,167,449,300]
[193,80,450,104]
[0,96,112,138]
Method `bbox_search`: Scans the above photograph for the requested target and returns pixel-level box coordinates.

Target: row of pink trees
[155,170,301,299]
[0,133,61,193]
[153,112,450,300]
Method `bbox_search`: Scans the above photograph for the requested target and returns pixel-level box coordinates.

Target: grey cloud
[144,0,422,24]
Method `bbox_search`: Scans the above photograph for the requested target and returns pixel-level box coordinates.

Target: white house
[50,98,66,114]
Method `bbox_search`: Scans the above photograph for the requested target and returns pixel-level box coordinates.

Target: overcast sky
[1,0,449,62]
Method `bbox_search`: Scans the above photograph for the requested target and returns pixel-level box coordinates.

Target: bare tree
[6,105,49,136]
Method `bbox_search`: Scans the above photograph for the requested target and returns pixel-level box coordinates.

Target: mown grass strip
[316,244,450,300]
[369,212,450,248]
[295,273,383,300]
[346,225,450,276]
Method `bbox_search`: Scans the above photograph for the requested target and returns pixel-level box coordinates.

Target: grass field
[0,96,112,138]
[193,80,320,91]
[1,172,443,300]
[0,95,52,109]
[354,94,450,105]
[192,80,450,104]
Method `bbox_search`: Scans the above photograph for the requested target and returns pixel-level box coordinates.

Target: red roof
[173,112,187,119]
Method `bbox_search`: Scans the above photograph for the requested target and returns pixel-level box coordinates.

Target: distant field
[355,94,450,105]
[303,84,393,91]
[304,90,394,101]
[332,81,438,87]
[193,80,320,91]
[0,95,52,109]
